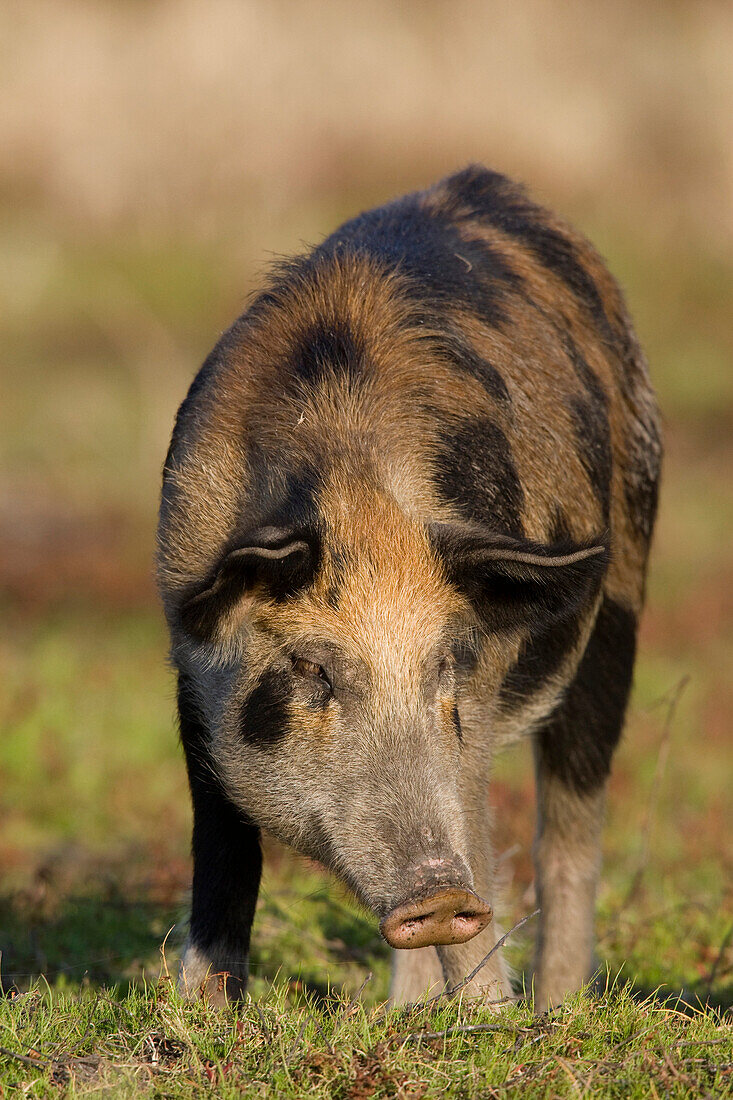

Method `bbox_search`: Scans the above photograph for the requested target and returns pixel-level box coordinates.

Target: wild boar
[156,165,661,1010]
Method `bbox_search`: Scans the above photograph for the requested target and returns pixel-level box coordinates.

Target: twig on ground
[0,1045,48,1069]
[159,924,177,981]
[336,972,372,1028]
[308,1013,335,1055]
[609,1024,657,1055]
[406,1022,538,1044]
[371,910,538,1028]
[673,1038,731,1048]
[623,676,689,908]
[428,908,541,1005]
[349,971,372,1005]
[253,1003,271,1044]
[285,1019,308,1064]
[660,1046,698,1090]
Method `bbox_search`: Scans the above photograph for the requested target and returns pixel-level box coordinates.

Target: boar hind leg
[389,946,445,1005]
[178,674,262,1006]
[532,597,637,1011]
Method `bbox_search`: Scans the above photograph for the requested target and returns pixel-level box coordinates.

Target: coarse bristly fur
[156,165,662,1011]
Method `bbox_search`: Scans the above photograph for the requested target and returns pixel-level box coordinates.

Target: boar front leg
[434,759,513,1005]
[389,861,507,1006]
[390,945,445,1004]
[387,754,509,1006]
[434,852,513,1002]
[177,673,262,1006]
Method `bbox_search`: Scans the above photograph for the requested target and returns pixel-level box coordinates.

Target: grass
[1,978,731,1097]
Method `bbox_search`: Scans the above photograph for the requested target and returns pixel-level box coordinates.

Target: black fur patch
[498,615,581,710]
[433,416,524,535]
[239,668,290,748]
[434,327,512,405]
[179,579,231,643]
[324,546,349,610]
[245,451,322,539]
[610,325,662,547]
[535,596,637,792]
[452,636,480,674]
[564,334,604,404]
[178,673,262,978]
[317,191,523,330]
[291,320,366,386]
[548,505,573,543]
[568,393,612,524]
[452,703,463,744]
[562,336,612,522]
[623,413,662,547]
[438,166,617,347]
[181,539,315,641]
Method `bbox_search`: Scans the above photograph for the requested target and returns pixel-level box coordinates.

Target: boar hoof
[179,944,248,1007]
[199,970,247,1008]
[380,887,492,949]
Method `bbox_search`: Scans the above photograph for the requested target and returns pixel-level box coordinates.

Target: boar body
[157,167,661,1009]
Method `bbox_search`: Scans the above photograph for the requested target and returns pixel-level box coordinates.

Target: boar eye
[292,657,331,690]
[438,654,456,683]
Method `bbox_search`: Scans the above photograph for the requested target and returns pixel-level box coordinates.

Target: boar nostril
[380,886,492,949]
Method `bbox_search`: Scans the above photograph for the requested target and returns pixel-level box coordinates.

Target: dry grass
[2,0,732,248]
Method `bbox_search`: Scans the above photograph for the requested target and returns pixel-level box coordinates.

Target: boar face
[168,463,607,930]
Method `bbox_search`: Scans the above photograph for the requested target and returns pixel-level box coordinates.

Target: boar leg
[390,945,445,1004]
[532,597,636,1010]
[177,674,262,1006]
[435,887,512,1003]
[434,769,514,1004]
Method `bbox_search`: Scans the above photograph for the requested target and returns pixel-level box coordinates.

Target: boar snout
[379,859,492,949]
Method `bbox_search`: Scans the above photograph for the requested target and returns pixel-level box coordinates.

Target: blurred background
[1,0,731,1001]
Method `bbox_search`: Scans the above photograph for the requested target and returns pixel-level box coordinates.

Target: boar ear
[430,523,609,633]
[180,531,315,641]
